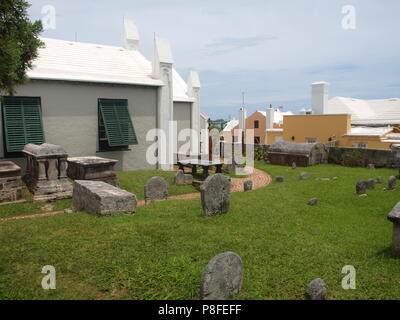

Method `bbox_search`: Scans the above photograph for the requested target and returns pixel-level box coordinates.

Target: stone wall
[328,146,399,168]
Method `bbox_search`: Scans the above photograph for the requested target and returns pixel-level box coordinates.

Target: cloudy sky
[28,0,400,120]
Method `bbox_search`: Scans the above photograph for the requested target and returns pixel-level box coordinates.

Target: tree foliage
[0,0,43,95]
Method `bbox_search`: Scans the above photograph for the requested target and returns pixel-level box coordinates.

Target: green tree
[0,0,43,96]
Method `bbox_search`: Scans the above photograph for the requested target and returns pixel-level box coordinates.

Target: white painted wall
[5,79,158,171]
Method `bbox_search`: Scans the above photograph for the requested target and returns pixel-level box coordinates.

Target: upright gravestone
[367,164,375,170]
[376,176,383,184]
[275,176,284,183]
[356,180,367,196]
[388,202,400,257]
[292,162,297,170]
[200,252,243,300]
[200,174,230,217]
[366,178,375,190]
[243,180,253,192]
[388,176,397,190]
[144,176,168,204]
[306,278,328,300]
[174,170,193,186]
[308,198,318,206]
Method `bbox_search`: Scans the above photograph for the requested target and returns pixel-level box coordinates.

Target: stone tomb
[72,180,136,216]
[23,143,72,201]
[0,161,24,204]
[67,156,118,186]
[200,174,230,217]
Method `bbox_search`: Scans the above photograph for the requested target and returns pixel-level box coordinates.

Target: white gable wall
[3,80,158,171]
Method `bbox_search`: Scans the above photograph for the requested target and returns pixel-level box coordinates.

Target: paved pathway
[0,169,272,222]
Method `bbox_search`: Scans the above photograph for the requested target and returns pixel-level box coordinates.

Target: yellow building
[266,113,399,150]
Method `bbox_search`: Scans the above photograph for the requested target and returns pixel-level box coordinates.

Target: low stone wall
[328,146,399,168]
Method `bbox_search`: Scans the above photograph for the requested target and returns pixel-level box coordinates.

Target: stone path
[0,168,272,222]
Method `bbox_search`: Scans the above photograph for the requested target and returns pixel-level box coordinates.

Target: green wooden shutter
[2,97,45,153]
[99,99,138,147]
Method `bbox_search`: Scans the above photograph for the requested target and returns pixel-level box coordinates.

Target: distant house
[0,19,207,171]
[266,82,400,149]
[222,108,293,144]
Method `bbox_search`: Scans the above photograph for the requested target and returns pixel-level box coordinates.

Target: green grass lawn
[1,162,400,299]
[0,170,197,219]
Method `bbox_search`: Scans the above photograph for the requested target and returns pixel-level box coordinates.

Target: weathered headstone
[366,178,375,190]
[200,252,243,300]
[306,278,328,300]
[275,176,284,183]
[0,161,24,204]
[292,162,297,170]
[72,180,136,216]
[300,172,309,180]
[200,174,230,217]
[174,170,193,186]
[388,176,397,190]
[388,202,400,257]
[243,180,253,192]
[367,163,375,170]
[308,198,318,206]
[376,176,383,184]
[144,176,168,204]
[356,180,367,196]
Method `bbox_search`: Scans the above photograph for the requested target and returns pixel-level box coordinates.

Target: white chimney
[123,19,139,50]
[153,36,174,170]
[311,82,329,115]
[238,107,247,130]
[266,104,274,129]
[187,71,201,156]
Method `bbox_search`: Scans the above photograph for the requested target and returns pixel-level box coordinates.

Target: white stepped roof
[27,37,194,102]
[344,126,393,137]
[258,110,294,124]
[223,119,239,132]
[327,97,400,125]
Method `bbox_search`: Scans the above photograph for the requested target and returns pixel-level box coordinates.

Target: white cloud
[28,0,400,119]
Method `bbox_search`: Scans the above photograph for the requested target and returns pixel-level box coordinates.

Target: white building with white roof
[1,19,207,171]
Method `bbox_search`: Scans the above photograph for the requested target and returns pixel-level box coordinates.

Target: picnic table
[177,159,223,178]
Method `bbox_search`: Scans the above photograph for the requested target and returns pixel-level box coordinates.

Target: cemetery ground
[1,162,400,299]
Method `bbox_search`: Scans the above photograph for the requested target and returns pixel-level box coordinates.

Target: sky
[28,0,400,120]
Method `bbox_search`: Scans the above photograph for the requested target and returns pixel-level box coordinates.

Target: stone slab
[72,180,136,216]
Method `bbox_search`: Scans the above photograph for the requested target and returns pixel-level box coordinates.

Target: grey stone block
[174,170,193,186]
[72,180,136,216]
[306,278,328,300]
[200,252,243,300]
[356,180,367,195]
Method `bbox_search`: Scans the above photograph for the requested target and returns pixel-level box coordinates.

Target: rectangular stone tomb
[67,156,119,186]
[72,180,136,216]
[0,161,24,204]
[23,143,73,201]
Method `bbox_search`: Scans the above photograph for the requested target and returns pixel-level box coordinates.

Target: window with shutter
[98,99,137,151]
[2,97,45,154]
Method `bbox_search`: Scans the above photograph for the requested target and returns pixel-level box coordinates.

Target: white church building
[0,19,208,171]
